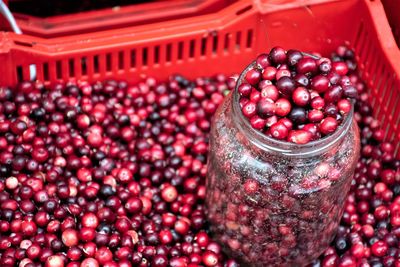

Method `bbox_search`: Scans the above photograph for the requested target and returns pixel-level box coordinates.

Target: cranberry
[45,255,64,267]
[288,130,312,144]
[297,57,317,74]
[250,116,266,130]
[202,251,219,267]
[238,84,252,97]
[161,185,178,202]
[332,62,349,75]
[287,50,303,66]
[256,54,270,68]
[292,87,310,106]
[276,77,296,96]
[256,98,275,118]
[244,179,259,195]
[270,122,289,140]
[61,229,79,247]
[319,117,338,135]
[311,75,330,93]
[260,85,279,101]
[82,213,99,229]
[80,258,99,267]
[245,69,261,85]
[262,66,277,80]
[371,241,388,257]
[275,98,292,117]
[288,107,307,124]
[241,102,256,118]
[324,85,343,103]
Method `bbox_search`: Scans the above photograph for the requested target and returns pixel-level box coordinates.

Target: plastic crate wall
[2,0,237,37]
[381,0,400,48]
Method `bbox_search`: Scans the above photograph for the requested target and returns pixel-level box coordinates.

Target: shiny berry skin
[245,69,262,85]
[242,102,257,118]
[371,241,388,257]
[269,46,287,64]
[292,87,310,106]
[297,57,317,74]
[270,122,289,140]
[256,98,275,118]
[311,75,330,93]
[275,98,292,117]
[319,117,338,135]
[238,83,252,97]
[276,77,296,96]
[260,85,279,101]
[202,251,219,267]
[288,130,312,144]
[288,107,307,124]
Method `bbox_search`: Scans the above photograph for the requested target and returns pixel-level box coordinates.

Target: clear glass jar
[206,63,360,266]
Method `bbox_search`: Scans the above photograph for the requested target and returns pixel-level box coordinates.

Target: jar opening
[231,61,354,157]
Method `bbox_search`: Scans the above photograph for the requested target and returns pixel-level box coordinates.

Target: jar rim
[231,61,354,157]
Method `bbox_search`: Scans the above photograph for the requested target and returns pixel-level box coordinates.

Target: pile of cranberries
[0,75,238,267]
[307,47,400,267]
[239,47,357,144]
[0,45,398,267]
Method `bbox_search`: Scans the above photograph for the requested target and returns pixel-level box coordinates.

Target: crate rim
[1,0,400,82]
[4,0,236,37]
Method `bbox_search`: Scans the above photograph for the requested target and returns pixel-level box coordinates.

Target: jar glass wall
[206,63,360,266]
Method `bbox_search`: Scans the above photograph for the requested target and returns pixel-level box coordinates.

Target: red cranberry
[245,69,261,85]
[202,251,218,267]
[238,84,252,97]
[161,185,178,203]
[288,130,312,144]
[319,117,338,135]
[80,258,99,267]
[269,46,287,64]
[260,85,279,101]
[45,255,64,267]
[292,87,310,106]
[61,229,79,247]
[262,66,277,80]
[288,107,307,124]
[287,50,303,66]
[332,62,349,75]
[256,98,275,118]
[311,75,330,93]
[324,85,343,103]
[297,57,317,74]
[241,102,256,118]
[276,77,296,96]
[275,98,291,117]
[270,122,289,140]
[256,54,270,68]
[371,241,388,257]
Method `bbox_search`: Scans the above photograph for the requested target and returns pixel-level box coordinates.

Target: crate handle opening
[236,4,252,16]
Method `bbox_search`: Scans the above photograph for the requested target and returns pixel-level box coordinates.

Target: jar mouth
[232,61,354,157]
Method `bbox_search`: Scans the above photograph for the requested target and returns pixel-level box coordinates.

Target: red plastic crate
[382,0,400,48]
[0,0,399,155]
[1,0,237,37]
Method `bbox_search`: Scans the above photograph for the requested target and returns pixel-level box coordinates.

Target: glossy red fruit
[275,98,291,117]
[270,122,289,140]
[292,87,310,106]
[288,130,312,144]
[319,117,338,135]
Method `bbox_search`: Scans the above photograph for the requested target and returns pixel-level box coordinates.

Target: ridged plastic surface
[382,0,400,48]
[2,0,237,37]
[0,0,399,155]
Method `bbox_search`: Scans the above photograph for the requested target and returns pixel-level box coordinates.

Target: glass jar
[206,62,360,266]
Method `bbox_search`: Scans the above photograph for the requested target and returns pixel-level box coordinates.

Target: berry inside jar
[206,47,361,266]
[238,47,357,144]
